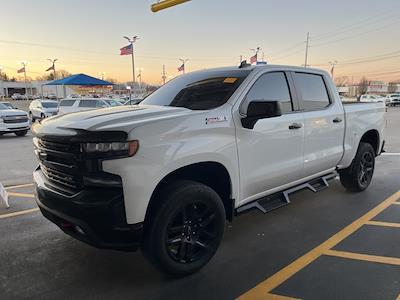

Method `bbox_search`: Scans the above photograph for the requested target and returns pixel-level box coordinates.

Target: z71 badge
[205,116,228,125]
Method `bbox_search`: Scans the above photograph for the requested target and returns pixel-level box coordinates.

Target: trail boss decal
[205,116,228,125]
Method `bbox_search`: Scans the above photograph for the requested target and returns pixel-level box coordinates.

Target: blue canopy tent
[43,74,113,98]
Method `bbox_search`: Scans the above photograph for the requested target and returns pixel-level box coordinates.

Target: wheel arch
[145,161,234,226]
[359,129,380,155]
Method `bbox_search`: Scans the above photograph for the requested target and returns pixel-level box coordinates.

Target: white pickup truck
[32,65,385,276]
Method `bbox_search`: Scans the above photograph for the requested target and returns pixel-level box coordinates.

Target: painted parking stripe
[7,192,35,198]
[0,208,39,219]
[366,221,400,228]
[263,294,299,300]
[381,153,400,156]
[238,191,400,300]
[324,249,400,267]
[5,183,34,190]
[393,202,400,205]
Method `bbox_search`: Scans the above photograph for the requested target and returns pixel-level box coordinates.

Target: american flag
[177,63,185,72]
[250,54,257,64]
[120,44,133,56]
[17,67,25,73]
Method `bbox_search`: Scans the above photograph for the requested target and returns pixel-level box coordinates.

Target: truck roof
[188,64,330,77]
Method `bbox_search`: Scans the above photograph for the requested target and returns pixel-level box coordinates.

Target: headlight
[81,140,139,157]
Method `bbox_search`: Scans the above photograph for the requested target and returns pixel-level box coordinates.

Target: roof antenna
[239,60,250,68]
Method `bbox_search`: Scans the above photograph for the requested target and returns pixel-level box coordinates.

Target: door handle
[333,117,343,123]
[289,123,303,130]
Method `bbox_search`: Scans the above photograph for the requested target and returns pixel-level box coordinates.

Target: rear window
[41,102,59,108]
[79,100,97,108]
[294,73,330,110]
[59,100,76,107]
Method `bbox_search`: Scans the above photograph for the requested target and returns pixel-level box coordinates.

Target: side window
[79,100,96,108]
[245,72,293,114]
[96,100,106,107]
[59,100,76,107]
[294,73,330,110]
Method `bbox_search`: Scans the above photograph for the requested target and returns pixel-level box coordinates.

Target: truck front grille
[3,115,28,123]
[35,138,83,192]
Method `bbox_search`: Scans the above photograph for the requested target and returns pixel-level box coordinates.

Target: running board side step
[236,172,338,215]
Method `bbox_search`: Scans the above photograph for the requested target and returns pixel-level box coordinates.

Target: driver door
[235,71,305,203]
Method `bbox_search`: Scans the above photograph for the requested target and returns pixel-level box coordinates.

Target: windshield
[0,103,10,110]
[141,69,251,110]
[42,102,59,108]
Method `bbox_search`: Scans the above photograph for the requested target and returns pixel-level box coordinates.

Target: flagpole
[131,42,135,86]
[22,62,28,97]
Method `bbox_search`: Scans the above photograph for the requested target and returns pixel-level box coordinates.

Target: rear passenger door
[292,72,345,177]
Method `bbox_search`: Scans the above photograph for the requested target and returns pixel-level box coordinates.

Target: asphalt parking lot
[1,105,400,300]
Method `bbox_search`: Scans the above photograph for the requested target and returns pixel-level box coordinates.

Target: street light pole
[0,66,4,100]
[304,32,310,68]
[329,61,338,79]
[21,62,28,97]
[123,35,139,90]
[179,58,188,74]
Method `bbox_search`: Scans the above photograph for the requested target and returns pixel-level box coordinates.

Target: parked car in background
[360,94,386,103]
[46,93,57,100]
[386,94,400,106]
[11,93,27,100]
[0,102,30,136]
[58,98,122,115]
[29,100,59,122]
[0,101,17,109]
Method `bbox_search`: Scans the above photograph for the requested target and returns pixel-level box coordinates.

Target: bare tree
[358,77,369,96]
[388,81,398,94]
[335,76,349,87]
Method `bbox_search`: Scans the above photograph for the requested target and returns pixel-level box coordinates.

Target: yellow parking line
[5,183,34,190]
[238,191,400,300]
[366,221,400,228]
[264,294,299,300]
[0,208,39,219]
[7,192,35,198]
[324,249,400,267]
[396,294,400,300]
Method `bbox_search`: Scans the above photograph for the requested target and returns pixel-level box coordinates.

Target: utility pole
[99,72,106,80]
[161,64,167,85]
[239,55,243,64]
[123,35,139,87]
[304,32,310,68]
[179,58,188,74]
[329,61,338,78]
[137,68,143,89]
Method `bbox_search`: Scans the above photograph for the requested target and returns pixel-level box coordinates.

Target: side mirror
[241,100,282,129]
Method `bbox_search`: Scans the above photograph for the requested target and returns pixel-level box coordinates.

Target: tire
[41,113,45,119]
[340,142,375,192]
[29,112,35,122]
[142,180,226,276]
[14,130,28,137]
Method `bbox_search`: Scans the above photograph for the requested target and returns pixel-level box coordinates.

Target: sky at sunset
[1,0,400,84]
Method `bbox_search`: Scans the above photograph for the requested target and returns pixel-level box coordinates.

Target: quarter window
[60,100,76,107]
[78,100,97,108]
[294,73,330,110]
[246,72,293,114]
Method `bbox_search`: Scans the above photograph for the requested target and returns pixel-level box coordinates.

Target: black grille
[3,115,28,124]
[35,138,83,192]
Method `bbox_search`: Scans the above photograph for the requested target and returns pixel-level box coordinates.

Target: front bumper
[0,122,30,133]
[33,168,143,251]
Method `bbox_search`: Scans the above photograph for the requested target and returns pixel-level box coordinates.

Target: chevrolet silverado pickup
[0,102,30,136]
[32,64,385,276]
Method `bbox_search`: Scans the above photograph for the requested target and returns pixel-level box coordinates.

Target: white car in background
[360,94,386,103]
[0,102,30,136]
[386,94,400,106]
[58,98,122,115]
[29,100,59,122]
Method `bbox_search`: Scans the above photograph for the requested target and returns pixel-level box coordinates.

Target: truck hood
[0,109,28,117]
[40,105,192,132]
